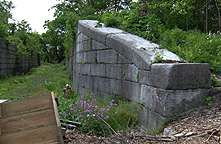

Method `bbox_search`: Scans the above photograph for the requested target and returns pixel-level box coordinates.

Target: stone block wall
[72,20,213,131]
[0,38,40,79]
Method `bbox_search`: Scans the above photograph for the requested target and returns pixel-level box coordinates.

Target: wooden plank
[1,109,56,135]
[54,93,59,106]
[0,103,2,118]
[1,94,53,118]
[0,103,2,136]
[0,125,59,144]
[51,92,64,144]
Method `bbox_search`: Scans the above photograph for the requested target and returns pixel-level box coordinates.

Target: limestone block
[138,107,165,132]
[84,51,96,63]
[78,20,123,44]
[132,49,152,70]
[93,77,111,93]
[118,53,131,64]
[92,40,108,50]
[122,81,141,103]
[76,52,84,63]
[76,43,82,53]
[106,64,123,80]
[90,64,106,77]
[97,49,118,63]
[76,33,89,43]
[79,87,91,96]
[151,63,211,90]
[78,64,90,75]
[110,79,123,96]
[140,85,207,117]
[106,33,134,62]
[207,87,221,104]
[124,64,139,82]
[139,70,151,85]
[72,71,78,91]
[78,75,93,90]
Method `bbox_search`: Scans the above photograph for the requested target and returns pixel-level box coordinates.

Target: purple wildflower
[115,111,118,114]
[114,104,117,106]
[107,108,110,112]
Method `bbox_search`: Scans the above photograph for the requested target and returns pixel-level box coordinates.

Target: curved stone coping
[78,20,182,70]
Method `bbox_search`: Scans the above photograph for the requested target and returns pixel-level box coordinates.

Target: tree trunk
[206,0,209,33]
[215,0,221,32]
[140,0,152,15]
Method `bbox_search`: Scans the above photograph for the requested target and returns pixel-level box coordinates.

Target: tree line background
[1,0,221,74]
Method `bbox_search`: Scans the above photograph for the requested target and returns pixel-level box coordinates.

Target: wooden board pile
[0,92,64,144]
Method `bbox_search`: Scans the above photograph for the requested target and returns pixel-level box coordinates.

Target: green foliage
[211,75,221,87]
[160,28,221,74]
[100,3,165,43]
[93,57,97,63]
[205,96,213,106]
[151,48,164,63]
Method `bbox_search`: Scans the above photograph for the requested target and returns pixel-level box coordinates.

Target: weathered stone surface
[138,107,165,132]
[97,49,118,63]
[163,127,177,136]
[140,85,207,117]
[124,64,139,82]
[93,77,111,93]
[207,87,221,104]
[73,20,215,134]
[151,63,211,90]
[78,20,123,44]
[118,53,131,64]
[139,70,151,85]
[76,52,84,63]
[106,64,123,80]
[106,33,135,62]
[122,81,141,103]
[78,64,90,75]
[90,64,106,77]
[78,75,93,90]
[84,51,96,63]
[92,40,108,50]
[110,79,123,96]
[76,33,89,44]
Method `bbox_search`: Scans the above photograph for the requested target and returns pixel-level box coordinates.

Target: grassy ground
[0,63,72,101]
[0,64,140,137]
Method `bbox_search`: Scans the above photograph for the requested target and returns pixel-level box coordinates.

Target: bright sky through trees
[9,0,61,34]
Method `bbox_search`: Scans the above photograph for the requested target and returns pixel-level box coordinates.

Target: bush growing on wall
[159,28,221,74]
